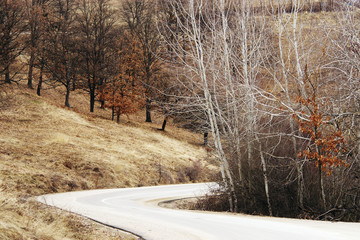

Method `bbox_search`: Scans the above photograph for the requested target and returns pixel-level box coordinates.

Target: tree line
[1,0,360,221]
[0,0,167,123]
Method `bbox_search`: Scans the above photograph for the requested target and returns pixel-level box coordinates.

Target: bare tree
[25,0,48,89]
[0,0,27,84]
[263,0,326,210]
[320,2,360,219]
[42,0,77,107]
[157,0,275,213]
[75,0,118,112]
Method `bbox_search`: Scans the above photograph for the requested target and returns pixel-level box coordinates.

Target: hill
[0,85,218,239]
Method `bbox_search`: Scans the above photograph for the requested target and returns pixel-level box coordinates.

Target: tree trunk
[72,78,76,91]
[28,0,36,89]
[316,138,326,211]
[65,82,71,108]
[99,78,105,109]
[90,88,95,112]
[145,98,152,122]
[116,113,120,123]
[256,134,273,216]
[100,99,105,109]
[318,159,326,211]
[204,132,208,146]
[27,52,35,89]
[297,161,304,209]
[37,64,43,96]
[111,107,115,121]
[161,116,168,131]
[5,65,11,84]
[290,119,304,209]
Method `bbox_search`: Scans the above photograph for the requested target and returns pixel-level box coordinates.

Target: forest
[1,0,360,222]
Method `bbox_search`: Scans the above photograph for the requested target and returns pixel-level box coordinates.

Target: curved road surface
[37,183,360,240]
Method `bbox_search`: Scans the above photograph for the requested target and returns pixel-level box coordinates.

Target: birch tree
[320,2,360,219]
[158,0,359,219]
[158,0,273,213]
[265,0,324,210]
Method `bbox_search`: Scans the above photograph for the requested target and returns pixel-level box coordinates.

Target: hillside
[0,85,218,239]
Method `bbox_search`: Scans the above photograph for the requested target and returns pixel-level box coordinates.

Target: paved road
[38,183,360,240]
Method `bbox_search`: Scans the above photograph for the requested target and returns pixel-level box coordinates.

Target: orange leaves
[294,94,348,175]
[99,31,146,119]
[100,76,145,117]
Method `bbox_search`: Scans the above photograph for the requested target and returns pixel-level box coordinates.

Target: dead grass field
[0,84,218,239]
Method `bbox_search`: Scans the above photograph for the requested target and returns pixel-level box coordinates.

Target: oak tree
[0,0,27,84]
[294,73,348,210]
[99,32,145,122]
[75,0,118,112]
[25,0,48,89]
[42,0,77,107]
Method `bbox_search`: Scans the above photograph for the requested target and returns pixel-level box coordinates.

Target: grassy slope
[0,85,218,239]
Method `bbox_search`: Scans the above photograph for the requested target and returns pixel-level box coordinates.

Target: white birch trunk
[255,133,273,216]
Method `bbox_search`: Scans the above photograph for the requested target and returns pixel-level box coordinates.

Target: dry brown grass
[0,84,218,239]
[0,191,138,240]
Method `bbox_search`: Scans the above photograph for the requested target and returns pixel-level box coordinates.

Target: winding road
[37,183,360,240]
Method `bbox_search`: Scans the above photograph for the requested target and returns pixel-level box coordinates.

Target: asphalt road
[37,183,360,240]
